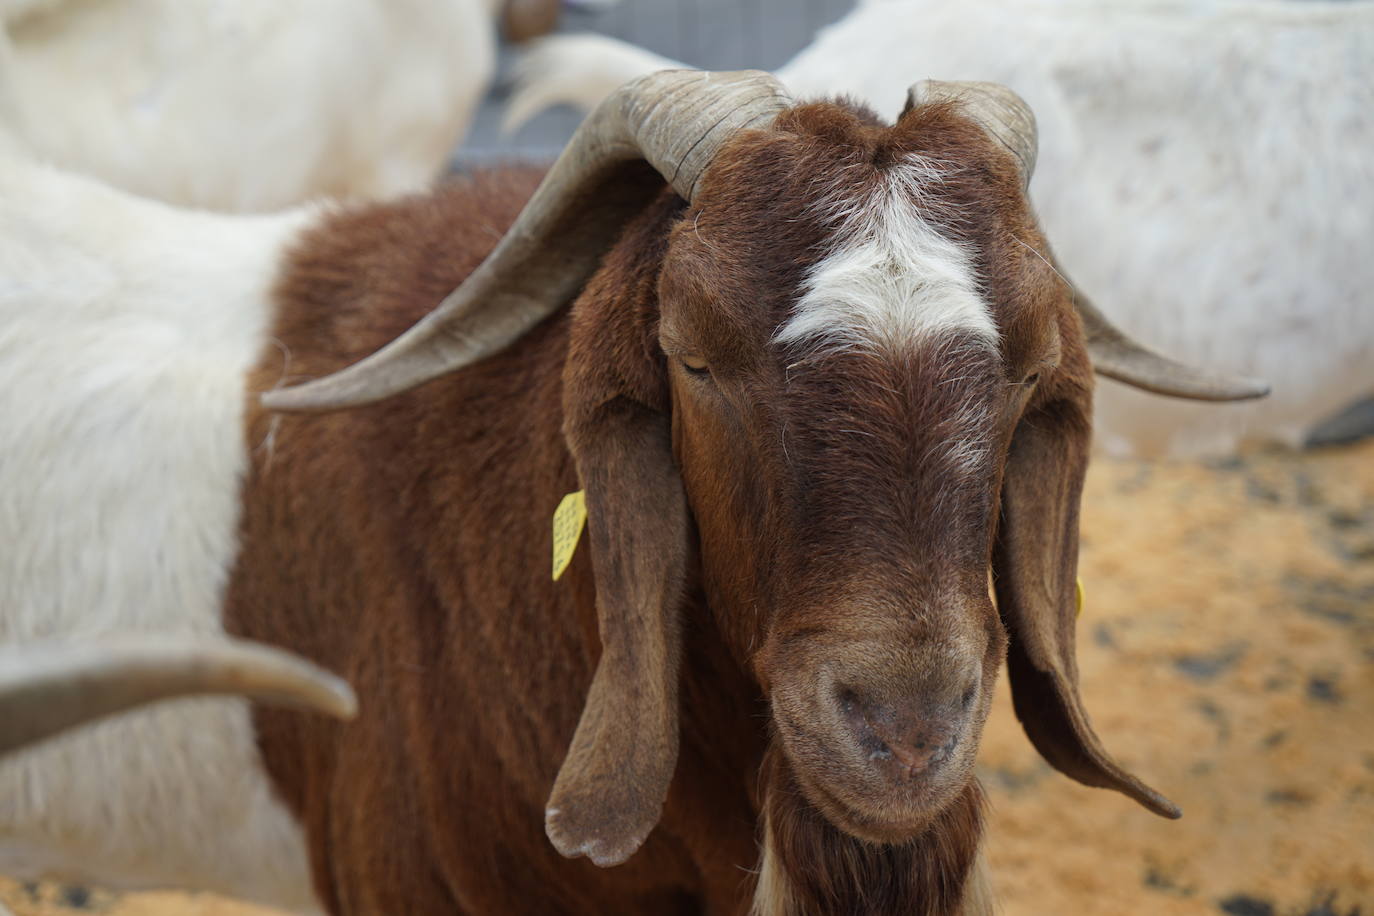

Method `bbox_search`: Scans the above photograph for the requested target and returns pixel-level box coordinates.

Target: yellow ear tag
[1076,577,1085,618]
[552,490,588,581]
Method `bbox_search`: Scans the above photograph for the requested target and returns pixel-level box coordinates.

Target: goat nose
[837,688,964,779]
[881,729,956,776]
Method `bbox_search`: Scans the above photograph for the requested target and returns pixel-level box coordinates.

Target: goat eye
[681,355,711,376]
[1023,371,1041,387]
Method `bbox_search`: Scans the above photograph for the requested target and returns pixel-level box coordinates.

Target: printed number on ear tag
[552,490,588,581]
[1076,578,1085,618]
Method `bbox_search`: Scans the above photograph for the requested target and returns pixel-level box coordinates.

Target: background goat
[0,70,1260,913]
[508,0,1374,457]
[0,0,563,210]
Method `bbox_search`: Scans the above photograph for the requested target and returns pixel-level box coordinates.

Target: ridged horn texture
[0,637,358,757]
[907,79,1037,185]
[263,69,791,413]
[1072,283,1271,401]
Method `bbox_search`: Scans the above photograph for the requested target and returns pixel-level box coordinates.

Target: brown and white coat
[0,72,1262,914]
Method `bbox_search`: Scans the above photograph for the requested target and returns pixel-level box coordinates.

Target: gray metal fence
[458,0,854,164]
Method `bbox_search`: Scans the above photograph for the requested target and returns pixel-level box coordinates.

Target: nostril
[837,687,860,713]
[835,687,891,759]
[885,732,958,777]
[960,684,977,710]
[834,686,962,778]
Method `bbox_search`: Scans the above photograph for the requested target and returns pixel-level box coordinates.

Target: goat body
[1,73,1229,912]
[510,0,1374,456]
[0,0,502,210]
[0,154,779,914]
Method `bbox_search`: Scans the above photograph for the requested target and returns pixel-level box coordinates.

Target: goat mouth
[785,750,949,844]
[771,706,963,844]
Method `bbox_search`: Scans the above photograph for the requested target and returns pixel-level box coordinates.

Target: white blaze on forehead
[775,159,997,353]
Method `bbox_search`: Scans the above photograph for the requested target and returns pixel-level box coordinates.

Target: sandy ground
[4,439,1372,915]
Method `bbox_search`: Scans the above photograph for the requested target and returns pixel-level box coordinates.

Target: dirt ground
[4,440,1371,915]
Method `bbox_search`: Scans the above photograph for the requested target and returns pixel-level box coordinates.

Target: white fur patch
[0,148,323,912]
[750,812,792,916]
[774,159,996,354]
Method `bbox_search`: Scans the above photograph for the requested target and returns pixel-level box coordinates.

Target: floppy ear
[992,366,1181,819]
[544,195,691,867]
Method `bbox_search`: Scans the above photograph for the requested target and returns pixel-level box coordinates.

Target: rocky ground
[3,439,1372,915]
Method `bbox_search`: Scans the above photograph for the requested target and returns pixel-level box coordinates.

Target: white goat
[508,0,1374,457]
[0,132,330,908]
[0,0,556,211]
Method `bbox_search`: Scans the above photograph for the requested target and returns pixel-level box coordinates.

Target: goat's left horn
[906,81,1266,402]
[0,637,357,757]
[905,80,1037,185]
[263,69,790,413]
[1071,282,1270,401]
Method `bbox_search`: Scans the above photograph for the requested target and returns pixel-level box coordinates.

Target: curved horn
[1071,283,1270,401]
[264,69,790,413]
[906,79,1037,184]
[905,80,1267,402]
[0,637,357,757]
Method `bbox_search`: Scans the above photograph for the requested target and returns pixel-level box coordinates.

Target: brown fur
[755,748,987,916]
[501,0,561,42]
[225,100,1157,914]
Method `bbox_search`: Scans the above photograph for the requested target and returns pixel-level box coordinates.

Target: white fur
[750,815,794,916]
[0,0,498,211]
[508,1,1374,457]
[0,141,323,911]
[777,160,997,354]
[960,846,995,916]
[503,32,671,134]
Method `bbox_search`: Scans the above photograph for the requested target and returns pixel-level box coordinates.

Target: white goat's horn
[906,80,1037,184]
[264,69,790,412]
[0,637,357,757]
[1071,283,1270,401]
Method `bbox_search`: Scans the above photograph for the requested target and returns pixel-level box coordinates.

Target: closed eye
[681,354,711,377]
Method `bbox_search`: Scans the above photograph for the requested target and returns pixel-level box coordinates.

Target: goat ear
[545,196,689,867]
[992,381,1181,820]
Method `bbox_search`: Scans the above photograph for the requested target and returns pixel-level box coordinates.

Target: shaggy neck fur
[753,747,988,916]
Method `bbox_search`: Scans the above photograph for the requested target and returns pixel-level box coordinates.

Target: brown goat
[228,72,1263,913]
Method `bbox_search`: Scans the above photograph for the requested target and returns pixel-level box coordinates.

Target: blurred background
[459,0,855,163]
[0,0,1370,914]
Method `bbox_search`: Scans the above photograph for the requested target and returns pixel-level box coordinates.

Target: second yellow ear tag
[552,490,587,581]
[1076,578,1085,618]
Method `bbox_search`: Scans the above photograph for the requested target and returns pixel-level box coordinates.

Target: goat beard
[754,745,988,916]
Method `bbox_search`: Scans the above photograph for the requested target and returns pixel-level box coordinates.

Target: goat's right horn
[0,637,357,757]
[264,69,790,413]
